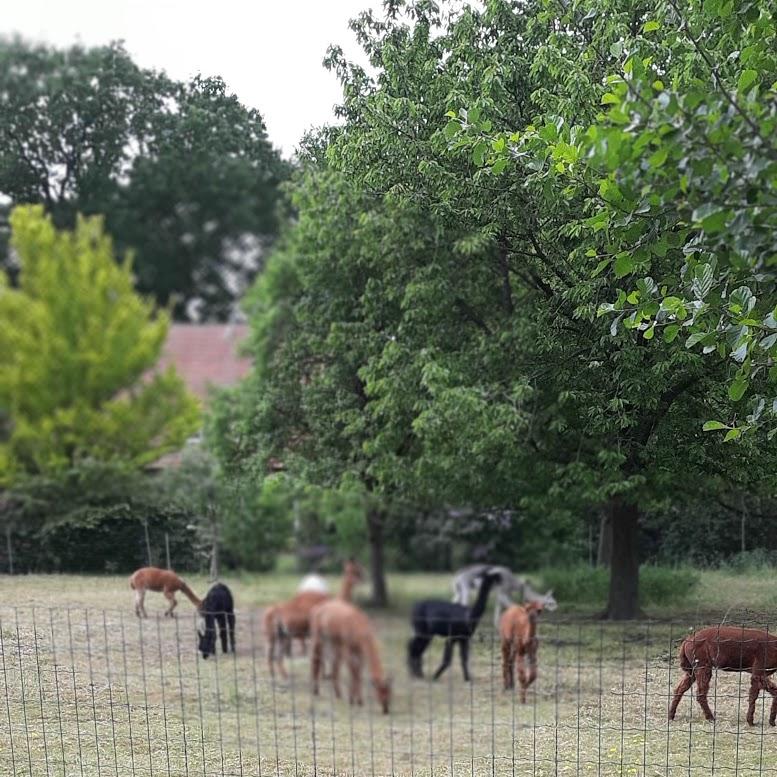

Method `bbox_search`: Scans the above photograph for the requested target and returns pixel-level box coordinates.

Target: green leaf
[491,158,509,175]
[738,69,758,93]
[702,420,728,431]
[642,20,661,32]
[614,253,634,278]
[648,147,668,168]
[729,375,749,402]
[601,93,619,105]
[664,324,680,343]
[592,258,610,277]
[643,325,655,340]
[724,428,742,441]
[472,142,487,167]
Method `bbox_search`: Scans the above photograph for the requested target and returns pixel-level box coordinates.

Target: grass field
[1,569,776,776]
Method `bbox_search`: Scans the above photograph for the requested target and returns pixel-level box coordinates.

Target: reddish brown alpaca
[500,601,544,702]
[669,626,777,726]
[129,567,202,618]
[263,560,364,678]
[311,599,391,713]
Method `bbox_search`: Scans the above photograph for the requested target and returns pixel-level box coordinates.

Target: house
[156,323,252,401]
[150,323,252,467]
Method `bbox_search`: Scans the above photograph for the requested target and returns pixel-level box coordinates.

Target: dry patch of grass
[1,573,776,776]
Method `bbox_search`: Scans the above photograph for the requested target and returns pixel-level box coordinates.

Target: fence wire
[1,606,776,776]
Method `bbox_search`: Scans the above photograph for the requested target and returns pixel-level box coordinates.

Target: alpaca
[311,599,391,713]
[500,601,544,702]
[298,574,330,594]
[264,560,364,677]
[408,571,501,681]
[198,582,235,659]
[129,567,201,618]
[452,564,556,628]
[668,626,777,726]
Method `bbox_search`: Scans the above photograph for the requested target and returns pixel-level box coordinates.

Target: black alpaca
[408,571,501,681]
[198,582,235,659]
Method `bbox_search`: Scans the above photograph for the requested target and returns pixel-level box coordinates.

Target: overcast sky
[2,0,376,158]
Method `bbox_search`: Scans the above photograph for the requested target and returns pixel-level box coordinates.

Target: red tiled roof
[156,324,252,400]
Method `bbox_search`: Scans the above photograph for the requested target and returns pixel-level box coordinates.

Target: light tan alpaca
[500,601,544,702]
[263,560,363,677]
[129,567,202,618]
[311,599,391,714]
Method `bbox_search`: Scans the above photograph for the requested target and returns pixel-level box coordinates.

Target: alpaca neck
[468,577,495,623]
[180,581,202,608]
[340,574,357,601]
[363,633,385,684]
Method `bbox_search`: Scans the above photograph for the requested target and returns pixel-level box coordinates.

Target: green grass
[0,569,776,776]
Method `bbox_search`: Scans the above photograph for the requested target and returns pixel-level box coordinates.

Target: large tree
[0,39,289,319]
[0,205,200,485]
[215,0,775,618]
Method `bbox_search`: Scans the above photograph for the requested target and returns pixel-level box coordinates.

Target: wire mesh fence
[1,606,776,776]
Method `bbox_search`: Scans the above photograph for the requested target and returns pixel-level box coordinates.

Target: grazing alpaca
[311,599,391,713]
[129,567,201,618]
[298,574,330,594]
[668,626,777,726]
[263,560,364,677]
[198,582,235,659]
[500,601,544,702]
[408,571,501,681]
[452,564,557,627]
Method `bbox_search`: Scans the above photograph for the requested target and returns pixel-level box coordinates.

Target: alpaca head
[541,590,557,611]
[373,676,392,714]
[197,618,216,659]
[344,558,365,583]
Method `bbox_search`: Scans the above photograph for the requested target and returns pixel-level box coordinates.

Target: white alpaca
[451,564,556,627]
[298,573,330,594]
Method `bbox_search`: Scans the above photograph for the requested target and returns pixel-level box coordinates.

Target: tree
[214,0,776,618]
[0,205,200,486]
[0,39,289,319]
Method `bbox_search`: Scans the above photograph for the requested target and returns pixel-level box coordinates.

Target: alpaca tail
[180,581,202,608]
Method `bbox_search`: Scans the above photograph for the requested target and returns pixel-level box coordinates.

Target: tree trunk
[367,510,389,607]
[597,511,612,567]
[605,499,641,620]
[209,509,220,580]
[143,519,153,567]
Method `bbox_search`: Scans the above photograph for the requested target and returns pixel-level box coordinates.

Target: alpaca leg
[458,638,471,682]
[501,640,514,690]
[407,635,430,678]
[668,672,695,720]
[348,648,362,706]
[747,674,765,726]
[525,651,538,693]
[517,651,528,704]
[694,667,714,722]
[762,677,777,726]
[227,612,236,653]
[164,590,177,617]
[433,638,454,681]
[311,636,324,696]
[134,589,145,618]
[216,614,228,654]
[331,644,344,699]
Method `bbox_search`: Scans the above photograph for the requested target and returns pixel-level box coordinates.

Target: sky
[2,0,376,158]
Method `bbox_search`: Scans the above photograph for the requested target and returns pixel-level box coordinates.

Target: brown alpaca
[263,560,363,677]
[129,567,202,618]
[500,601,544,702]
[669,626,777,726]
[311,599,391,713]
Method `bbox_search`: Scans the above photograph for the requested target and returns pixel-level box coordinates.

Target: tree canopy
[0,205,200,486]
[0,39,290,319]
[213,0,777,617]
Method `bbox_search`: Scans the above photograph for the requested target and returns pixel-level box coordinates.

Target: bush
[537,565,700,608]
